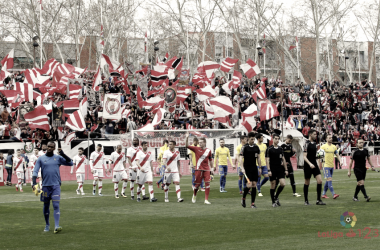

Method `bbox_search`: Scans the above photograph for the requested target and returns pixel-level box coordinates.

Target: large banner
[103,93,122,120]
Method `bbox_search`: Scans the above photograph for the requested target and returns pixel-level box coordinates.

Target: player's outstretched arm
[185,133,189,148]
[228,150,233,167]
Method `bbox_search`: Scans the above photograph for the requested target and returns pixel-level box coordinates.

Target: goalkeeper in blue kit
[32,141,73,234]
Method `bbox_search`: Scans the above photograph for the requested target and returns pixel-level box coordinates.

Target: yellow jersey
[158,143,169,164]
[188,144,200,166]
[321,143,337,168]
[257,143,267,166]
[236,144,244,165]
[214,147,233,167]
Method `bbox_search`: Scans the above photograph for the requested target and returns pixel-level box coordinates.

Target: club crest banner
[103,93,122,120]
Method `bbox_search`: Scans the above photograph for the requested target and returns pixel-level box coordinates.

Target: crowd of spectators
[1,69,380,152]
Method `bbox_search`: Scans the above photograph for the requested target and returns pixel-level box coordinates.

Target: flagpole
[40,1,43,68]
[187,30,190,73]
[264,50,266,76]
[87,131,90,180]
[327,36,331,81]
[281,87,284,141]
[358,42,360,82]
[296,37,299,79]
[100,5,103,55]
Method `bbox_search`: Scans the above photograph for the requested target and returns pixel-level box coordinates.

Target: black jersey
[240,144,260,171]
[281,143,294,163]
[265,146,284,169]
[351,149,369,170]
[304,139,317,166]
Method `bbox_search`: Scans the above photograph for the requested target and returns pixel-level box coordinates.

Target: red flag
[24,106,50,131]
[66,110,86,131]
[0,49,14,70]
[240,59,261,79]
[220,57,239,72]
[260,101,279,121]
[289,36,298,51]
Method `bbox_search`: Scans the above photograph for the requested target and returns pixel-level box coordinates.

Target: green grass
[1,170,380,250]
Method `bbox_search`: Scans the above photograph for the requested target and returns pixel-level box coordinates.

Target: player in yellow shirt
[188,138,204,191]
[214,138,233,193]
[320,135,342,199]
[255,134,269,196]
[233,135,248,194]
[156,140,168,189]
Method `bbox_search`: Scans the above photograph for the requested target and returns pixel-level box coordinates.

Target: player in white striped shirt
[71,147,87,195]
[110,145,128,199]
[13,149,26,192]
[162,141,184,203]
[135,141,157,202]
[29,148,42,188]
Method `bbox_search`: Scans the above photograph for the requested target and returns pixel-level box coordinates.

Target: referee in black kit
[348,139,375,202]
[266,134,288,207]
[239,132,261,208]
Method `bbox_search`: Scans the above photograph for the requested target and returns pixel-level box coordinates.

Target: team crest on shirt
[54,158,56,161]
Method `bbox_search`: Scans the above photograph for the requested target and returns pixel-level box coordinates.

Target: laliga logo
[340,211,357,228]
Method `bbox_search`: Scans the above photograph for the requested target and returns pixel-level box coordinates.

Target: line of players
[12,131,374,206]
[72,138,185,202]
[11,146,48,193]
[236,131,375,209]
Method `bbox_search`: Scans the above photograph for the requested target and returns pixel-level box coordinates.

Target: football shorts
[16,171,24,180]
[129,168,138,181]
[354,168,366,182]
[259,165,269,175]
[219,165,228,175]
[40,185,61,202]
[164,172,180,184]
[269,169,285,182]
[112,170,128,183]
[303,162,321,179]
[323,167,334,179]
[194,170,211,184]
[238,166,244,176]
[160,165,166,176]
[93,168,104,179]
[136,170,153,185]
[76,173,85,183]
[31,169,41,178]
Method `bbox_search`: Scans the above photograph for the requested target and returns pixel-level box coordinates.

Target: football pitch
[1,170,379,250]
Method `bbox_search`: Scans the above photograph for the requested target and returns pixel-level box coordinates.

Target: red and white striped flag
[260,100,279,121]
[214,116,232,128]
[92,66,102,91]
[80,97,88,118]
[68,84,82,99]
[152,108,167,126]
[24,106,50,131]
[186,124,207,138]
[209,96,234,118]
[240,59,261,79]
[177,86,192,103]
[65,110,86,131]
[0,49,14,71]
[37,58,60,76]
[251,83,266,102]
[204,100,214,119]
[220,57,239,72]
[65,132,76,145]
[0,90,23,104]
[197,61,220,78]
[195,85,216,102]
[15,82,33,102]
[100,54,120,72]
[222,70,242,94]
